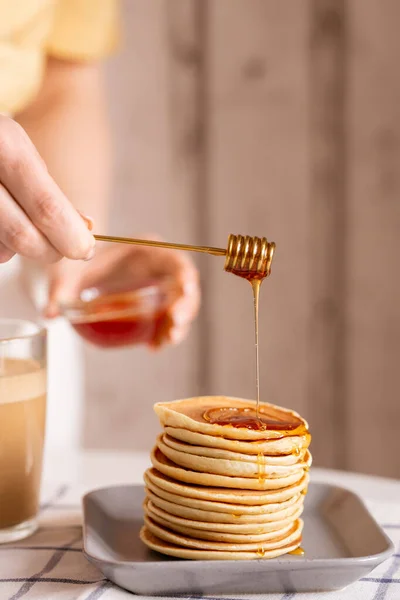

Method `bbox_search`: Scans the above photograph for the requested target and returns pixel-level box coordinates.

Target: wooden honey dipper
[94,234,276,277]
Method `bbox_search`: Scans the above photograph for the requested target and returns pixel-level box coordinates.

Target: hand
[45,241,201,348]
[0,115,95,263]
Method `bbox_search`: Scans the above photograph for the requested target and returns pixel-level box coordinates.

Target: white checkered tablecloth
[0,454,399,600]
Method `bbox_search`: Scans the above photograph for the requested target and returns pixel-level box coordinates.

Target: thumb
[44,271,81,319]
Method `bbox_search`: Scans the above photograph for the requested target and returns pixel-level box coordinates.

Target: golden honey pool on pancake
[162,433,306,465]
[143,516,303,552]
[151,447,307,490]
[145,467,309,504]
[144,498,304,535]
[144,471,302,515]
[154,397,308,441]
[164,426,311,456]
[140,526,303,560]
[157,436,310,479]
[146,488,304,524]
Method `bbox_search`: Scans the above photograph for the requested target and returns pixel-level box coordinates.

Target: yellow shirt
[0,0,118,115]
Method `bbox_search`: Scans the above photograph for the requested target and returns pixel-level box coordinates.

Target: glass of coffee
[0,319,47,543]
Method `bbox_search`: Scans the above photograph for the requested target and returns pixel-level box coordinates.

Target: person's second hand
[44,241,200,349]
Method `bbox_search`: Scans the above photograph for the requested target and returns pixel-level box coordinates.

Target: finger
[169,278,201,321]
[151,295,196,350]
[0,241,15,263]
[77,211,94,231]
[0,182,62,263]
[45,276,75,319]
[149,314,172,349]
[45,262,85,318]
[46,273,70,318]
[45,280,62,319]
[169,322,191,346]
[149,321,191,349]
[159,260,200,344]
[170,260,201,310]
[169,296,196,330]
[0,117,95,260]
[151,245,200,302]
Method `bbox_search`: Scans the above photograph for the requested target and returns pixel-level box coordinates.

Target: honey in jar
[61,279,174,348]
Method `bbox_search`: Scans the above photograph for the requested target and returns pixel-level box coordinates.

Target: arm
[16,57,111,314]
[16,57,110,232]
[15,56,200,344]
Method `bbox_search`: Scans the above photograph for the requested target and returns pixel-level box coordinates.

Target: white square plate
[82,482,393,595]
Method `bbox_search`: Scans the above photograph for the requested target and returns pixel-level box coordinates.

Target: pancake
[142,508,297,543]
[144,498,304,534]
[162,433,306,465]
[157,436,310,479]
[140,526,303,560]
[154,396,308,441]
[144,471,302,514]
[143,516,303,552]
[165,426,311,456]
[145,468,309,506]
[146,489,304,524]
[151,447,306,490]
[143,397,311,560]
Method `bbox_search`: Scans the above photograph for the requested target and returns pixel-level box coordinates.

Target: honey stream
[251,279,262,420]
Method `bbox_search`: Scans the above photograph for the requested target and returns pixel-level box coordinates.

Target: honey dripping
[256,546,266,558]
[289,547,305,556]
[257,451,266,484]
[232,271,264,422]
[203,235,307,435]
[223,234,274,423]
[203,270,276,432]
[252,278,262,420]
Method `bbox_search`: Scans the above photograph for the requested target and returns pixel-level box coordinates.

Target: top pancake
[154,396,308,441]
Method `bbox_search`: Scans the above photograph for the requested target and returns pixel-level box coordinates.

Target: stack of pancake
[140,397,311,560]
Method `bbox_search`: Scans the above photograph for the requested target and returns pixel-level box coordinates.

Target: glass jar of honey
[60,278,176,349]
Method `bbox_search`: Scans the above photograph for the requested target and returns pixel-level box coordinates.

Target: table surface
[1,451,399,600]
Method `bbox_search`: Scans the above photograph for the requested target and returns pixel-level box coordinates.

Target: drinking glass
[0,319,47,543]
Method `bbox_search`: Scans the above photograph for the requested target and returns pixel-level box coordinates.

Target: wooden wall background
[83,0,400,478]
